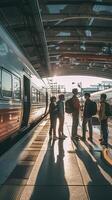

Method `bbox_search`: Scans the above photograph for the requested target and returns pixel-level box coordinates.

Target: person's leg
[60,117,66,138]
[58,117,61,137]
[60,116,64,134]
[72,114,79,138]
[49,117,53,136]
[88,117,93,140]
[99,125,103,141]
[82,117,87,140]
[101,120,108,146]
[53,117,57,136]
[58,116,65,138]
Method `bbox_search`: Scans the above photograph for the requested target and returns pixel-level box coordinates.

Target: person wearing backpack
[71,88,80,140]
[49,96,58,139]
[99,93,110,147]
[82,93,94,142]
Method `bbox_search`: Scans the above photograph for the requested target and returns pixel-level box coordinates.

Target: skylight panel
[57,32,71,36]
[47,5,66,14]
[93,5,112,13]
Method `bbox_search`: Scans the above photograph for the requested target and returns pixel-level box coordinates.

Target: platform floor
[0,115,112,200]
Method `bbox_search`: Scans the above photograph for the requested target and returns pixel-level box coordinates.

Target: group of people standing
[82,92,109,147]
[49,88,109,147]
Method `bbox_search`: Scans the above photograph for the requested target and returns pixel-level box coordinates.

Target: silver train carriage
[0,25,49,142]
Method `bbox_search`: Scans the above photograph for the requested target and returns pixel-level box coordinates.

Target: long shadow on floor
[84,140,112,177]
[73,140,112,200]
[30,138,70,200]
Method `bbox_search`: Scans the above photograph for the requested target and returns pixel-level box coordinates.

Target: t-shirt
[72,97,80,112]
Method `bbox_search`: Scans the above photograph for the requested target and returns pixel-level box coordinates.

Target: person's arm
[101,103,107,120]
[49,103,52,113]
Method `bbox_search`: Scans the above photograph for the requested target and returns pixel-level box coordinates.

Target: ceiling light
[57,32,71,36]
[85,30,92,37]
[80,44,86,51]
[48,44,56,48]
[58,40,63,44]
[56,46,60,50]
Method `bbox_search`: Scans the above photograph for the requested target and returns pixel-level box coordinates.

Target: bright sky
[43,76,112,92]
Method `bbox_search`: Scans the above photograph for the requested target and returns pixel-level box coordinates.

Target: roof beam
[48,65,112,79]
[29,0,50,73]
[47,36,112,44]
[12,24,112,33]
[49,50,101,55]
[42,0,112,6]
[43,14,112,22]
[44,25,112,32]
[48,43,106,48]
[60,53,112,62]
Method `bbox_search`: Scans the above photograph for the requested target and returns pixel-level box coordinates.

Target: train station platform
[0,115,112,200]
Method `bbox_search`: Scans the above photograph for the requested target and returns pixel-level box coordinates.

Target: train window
[13,76,21,99]
[0,69,1,95]
[32,87,37,103]
[40,92,46,104]
[37,90,40,103]
[2,70,12,97]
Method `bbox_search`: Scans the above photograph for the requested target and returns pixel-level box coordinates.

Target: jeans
[82,117,93,139]
[72,113,79,137]
[58,115,64,135]
[101,119,108,145]
[49,115,57,135]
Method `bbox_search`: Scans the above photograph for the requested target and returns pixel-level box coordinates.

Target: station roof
[0,0,112,78]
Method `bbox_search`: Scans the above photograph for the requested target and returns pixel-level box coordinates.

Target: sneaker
[53,135,58,140]
[58,135,64,139]
[62,134,67,139]
[74,135,80,140]
[71,136,77,140]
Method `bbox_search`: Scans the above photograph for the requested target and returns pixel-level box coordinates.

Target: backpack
[105,102,112,117]
[65,98,73,113]
[90,101,97,116]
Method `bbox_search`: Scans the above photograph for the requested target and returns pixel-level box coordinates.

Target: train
[0,25,49,143]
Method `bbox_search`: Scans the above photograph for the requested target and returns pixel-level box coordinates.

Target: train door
[21,76,30,127]
[45,90,48,113]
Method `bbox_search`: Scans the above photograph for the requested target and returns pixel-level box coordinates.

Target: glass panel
[36,90,39,103]
[40,92,46,105]
[32,87,37,103]
[14,76,21,99]
[93,5,112,13]
[0,69,1,96]
[2,70,12,97]
[47,5,67,14]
